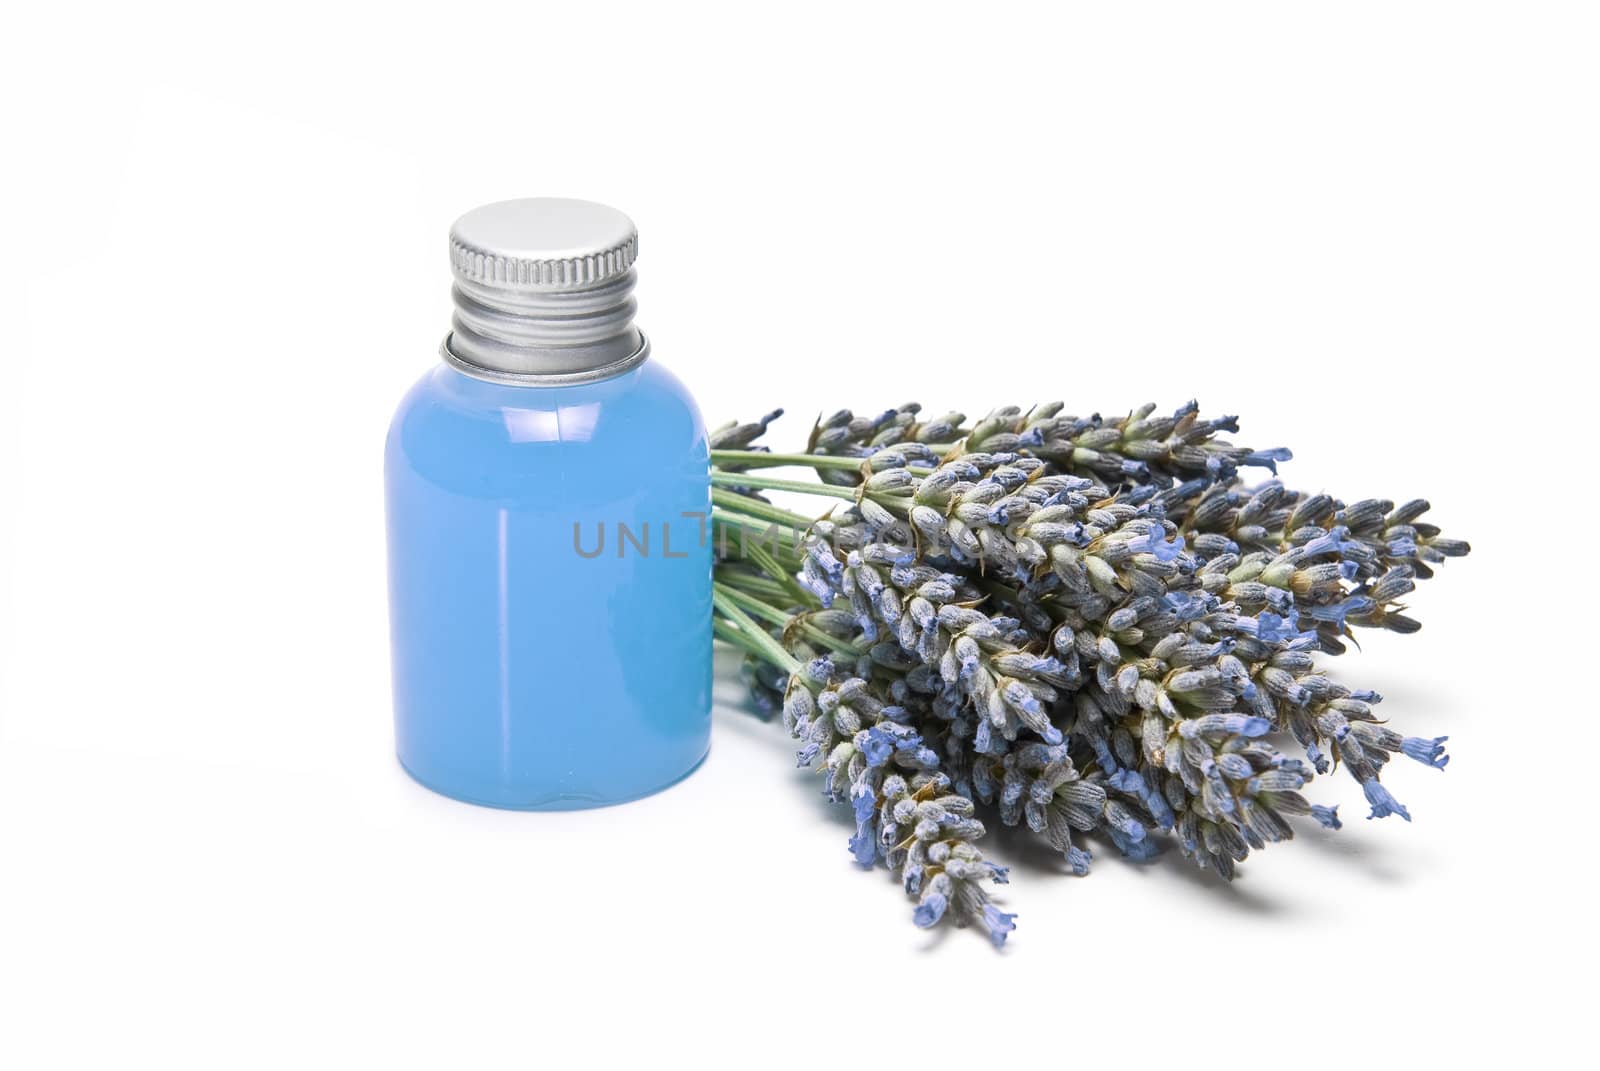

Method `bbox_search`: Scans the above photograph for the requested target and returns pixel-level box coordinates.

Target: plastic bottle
[385,198,711,809]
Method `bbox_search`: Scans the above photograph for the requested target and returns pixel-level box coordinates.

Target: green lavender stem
[711,586,802,673]
[711,449,888,472]
[712,471,860,500]
[714,582,862,658]
[709,488,815,530]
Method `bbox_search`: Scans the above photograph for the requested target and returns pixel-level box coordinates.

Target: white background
[2,2,1593,1066]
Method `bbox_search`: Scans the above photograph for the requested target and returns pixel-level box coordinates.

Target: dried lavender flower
[709,401,1469,946]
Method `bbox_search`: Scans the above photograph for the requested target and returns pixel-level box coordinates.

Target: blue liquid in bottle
[385,199,711,809]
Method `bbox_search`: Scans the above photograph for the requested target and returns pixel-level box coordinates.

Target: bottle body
[385,358,712,809]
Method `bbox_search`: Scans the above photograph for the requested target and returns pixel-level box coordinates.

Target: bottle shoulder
[387,359,707,486]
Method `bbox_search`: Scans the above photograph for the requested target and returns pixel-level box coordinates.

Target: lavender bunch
[709,401,1468,946]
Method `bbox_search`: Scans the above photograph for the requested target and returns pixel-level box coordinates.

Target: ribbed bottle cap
[444,198,647,385]
[449,198,638,291]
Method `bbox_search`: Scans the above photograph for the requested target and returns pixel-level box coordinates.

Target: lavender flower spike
[1311,805,1342,830]
[913,895,949,928]
[1362,779,1412,822]
[980,904,1018,948]
[1401,735,1450,770]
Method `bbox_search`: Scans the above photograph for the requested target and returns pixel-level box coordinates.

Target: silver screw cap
[444,197,648,384]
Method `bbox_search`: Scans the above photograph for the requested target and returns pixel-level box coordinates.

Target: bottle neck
[446,268,645,384]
